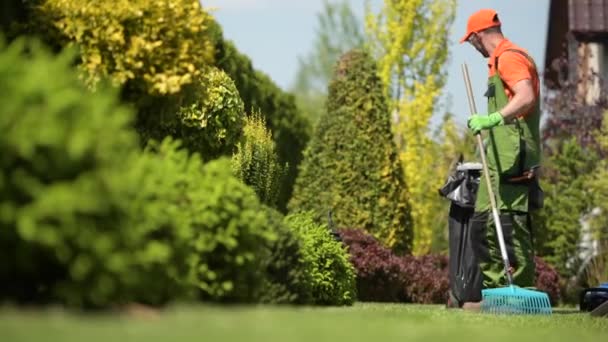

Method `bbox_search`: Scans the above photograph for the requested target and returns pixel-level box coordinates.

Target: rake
[461,63,552,315]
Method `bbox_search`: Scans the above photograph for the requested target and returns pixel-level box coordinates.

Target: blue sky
[205,0,550,128]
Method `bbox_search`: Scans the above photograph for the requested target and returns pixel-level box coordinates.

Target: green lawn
[1,303,607,342]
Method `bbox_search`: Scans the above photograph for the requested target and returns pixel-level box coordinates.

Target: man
[459,9,542,310]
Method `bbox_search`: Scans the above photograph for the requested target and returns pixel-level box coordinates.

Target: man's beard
[473,42,490,58]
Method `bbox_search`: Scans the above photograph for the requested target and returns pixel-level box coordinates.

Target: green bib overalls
[472,49,541,289]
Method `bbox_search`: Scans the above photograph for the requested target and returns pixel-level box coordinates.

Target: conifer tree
[289,50,412,254]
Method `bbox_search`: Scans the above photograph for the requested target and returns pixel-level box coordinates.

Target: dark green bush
[288,49,412,253]
[259,208,314,304]
[285,212,356,305]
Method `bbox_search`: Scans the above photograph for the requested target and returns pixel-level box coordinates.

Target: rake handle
[461,63,514,286]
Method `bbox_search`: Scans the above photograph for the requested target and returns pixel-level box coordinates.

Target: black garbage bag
[438,162,482,208]
[439,161,484,307]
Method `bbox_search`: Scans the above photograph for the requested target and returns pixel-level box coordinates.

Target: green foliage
[0,37,277,307]
[285,212,356,305]
[259,208,314,304]
[21,1,307,201]
[19,0,249,161]
[29,0,215,94]
[133,141,277,303]
[294,0,365,92]
[212,25,311,212]
[366,0,456,255]
[588,111,608,243]
[177,68,245,157]
[232,112,286,208]
[534,138,598,277]
[289,49,412,254]
[0,37,140,306]
[581,111,608,286]
[187,156,277,303]
[133,69,245,161]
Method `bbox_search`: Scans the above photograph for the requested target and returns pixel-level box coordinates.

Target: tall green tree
[289,49,412,254]
[291,0,365,126]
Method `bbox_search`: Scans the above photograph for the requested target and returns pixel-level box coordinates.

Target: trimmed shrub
[401,255,449,304]
[338,228,406,302]
[27,0,215,94]
[288,49,412,253]
[285,212,356,305]
[339,228,448,304]
[259,208,313,305]
[0,37,140,306]
[232,112,286,208]
[127,139,278,304]
[21,1,248,161]
[534,256,561,306]
[177,68,245,158]
[175,155,277,303]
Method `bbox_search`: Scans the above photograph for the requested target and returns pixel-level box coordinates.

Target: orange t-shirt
[487,39,540,109]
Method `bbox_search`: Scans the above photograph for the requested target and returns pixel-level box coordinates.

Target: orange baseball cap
[459,9,501,43]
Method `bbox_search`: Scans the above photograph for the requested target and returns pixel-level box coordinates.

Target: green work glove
[467,112,504,134]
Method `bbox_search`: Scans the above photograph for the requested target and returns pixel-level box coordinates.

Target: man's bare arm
[498,79,536,121]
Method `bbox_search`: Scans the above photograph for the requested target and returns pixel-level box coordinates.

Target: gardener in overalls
[459,9,542,310]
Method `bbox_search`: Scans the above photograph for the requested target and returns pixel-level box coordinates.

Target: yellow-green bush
[20,0,244,159]
[232,112,286,208]
[177,68,245,158]
[285,212,357,305]
[29,0,215,94]
[130,140,278,303]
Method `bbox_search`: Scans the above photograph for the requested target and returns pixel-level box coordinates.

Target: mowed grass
[1,303,607,342]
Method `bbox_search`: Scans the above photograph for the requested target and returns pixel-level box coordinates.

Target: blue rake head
[481,285,552,315]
